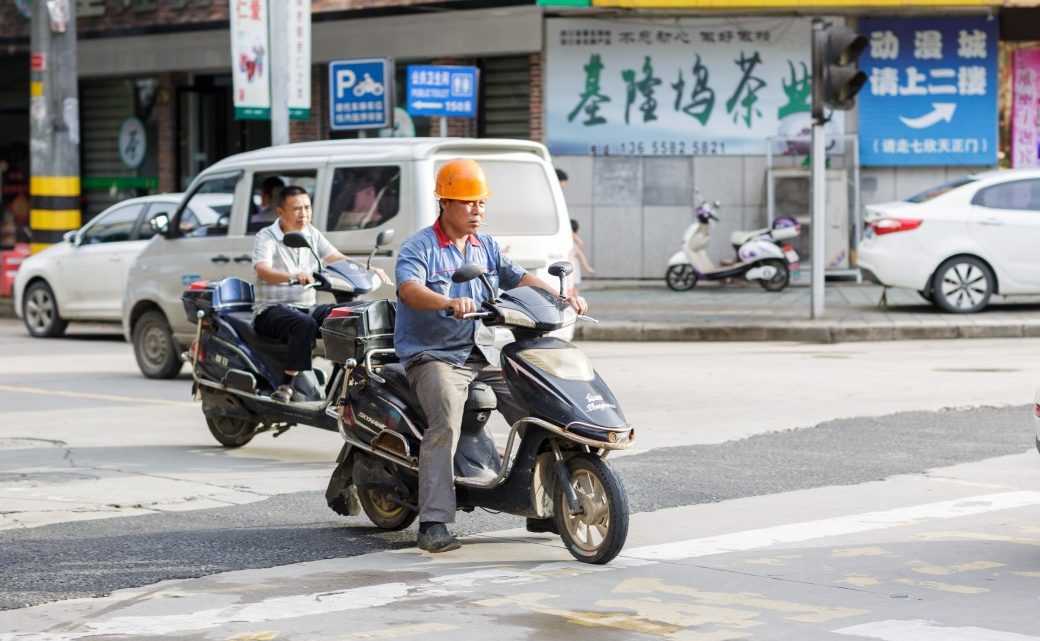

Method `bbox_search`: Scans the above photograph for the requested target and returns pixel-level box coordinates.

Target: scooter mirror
[282,232,310,249]
[548,261,573,278]
[375,229,395,246]
[452,262,484,284]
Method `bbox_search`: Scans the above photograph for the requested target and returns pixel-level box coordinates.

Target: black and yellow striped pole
[29,0,80,254]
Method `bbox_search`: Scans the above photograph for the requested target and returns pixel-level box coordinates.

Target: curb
[575,320,1040,343]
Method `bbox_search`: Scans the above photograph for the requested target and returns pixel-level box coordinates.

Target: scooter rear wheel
[665,264,698,291]
[358,486,418,531]
[758,259,790,292]
[554,453,629,565]
[206,416,257,448]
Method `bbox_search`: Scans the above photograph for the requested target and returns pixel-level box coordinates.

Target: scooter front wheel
[758,259,790,292]
[554,453,629,564]
[665,264,698,291]
[358,486,418,531]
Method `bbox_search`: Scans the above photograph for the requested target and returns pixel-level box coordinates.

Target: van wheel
[23,281,68,338]
[133,310,183,379]
[931,256,993,314]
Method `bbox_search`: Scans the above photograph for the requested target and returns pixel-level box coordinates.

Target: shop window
[80,204,144,244]
[246,171,318,234]
[327,166,401,232]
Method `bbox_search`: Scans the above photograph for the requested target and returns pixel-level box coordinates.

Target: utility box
[769,168,852,275]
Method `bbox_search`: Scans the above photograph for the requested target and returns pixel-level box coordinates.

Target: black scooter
[324,261,634,564]
[181,230,394,447]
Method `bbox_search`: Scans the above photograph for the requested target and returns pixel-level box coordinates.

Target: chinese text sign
[546,18,830,156]
[858,17,998,166]
[1011,50,1040,169]
[230,0,270,119]
[406,65,479,118]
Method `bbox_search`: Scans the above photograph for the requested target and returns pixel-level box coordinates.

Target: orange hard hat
[435,158,491,201]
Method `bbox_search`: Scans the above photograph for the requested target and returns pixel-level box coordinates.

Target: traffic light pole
[810,18,826,319]
[810,118,826,319]
[29,0,80,254]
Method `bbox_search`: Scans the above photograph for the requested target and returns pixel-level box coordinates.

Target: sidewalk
[575,279,1040,342]
[3,281,1039,343]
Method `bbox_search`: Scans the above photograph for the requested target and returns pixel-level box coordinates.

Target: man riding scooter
[252,185,387,403]
[394,158,588,552]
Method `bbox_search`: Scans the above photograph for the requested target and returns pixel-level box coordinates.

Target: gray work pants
[405,355,526,524]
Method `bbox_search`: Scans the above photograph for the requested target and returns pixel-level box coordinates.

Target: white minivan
[122,137,574,378]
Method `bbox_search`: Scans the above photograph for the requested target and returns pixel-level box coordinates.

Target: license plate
[784,248,799,263]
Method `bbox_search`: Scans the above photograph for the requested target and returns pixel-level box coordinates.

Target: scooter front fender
[667,250,689,267]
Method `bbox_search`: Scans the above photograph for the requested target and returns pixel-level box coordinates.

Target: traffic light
[812,20,868,122]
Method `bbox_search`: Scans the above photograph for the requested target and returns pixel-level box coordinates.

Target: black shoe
[270,384,294,403]
[417,523,460,553]
[525,517,559,534]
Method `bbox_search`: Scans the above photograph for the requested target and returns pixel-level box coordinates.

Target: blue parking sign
[406,65,479,118]
[328,58,392,131]
[858,18,998,166]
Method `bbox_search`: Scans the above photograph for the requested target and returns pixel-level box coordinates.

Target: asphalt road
[1,319,1039,640]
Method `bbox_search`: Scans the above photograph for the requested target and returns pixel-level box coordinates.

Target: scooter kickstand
[877,287,889,309]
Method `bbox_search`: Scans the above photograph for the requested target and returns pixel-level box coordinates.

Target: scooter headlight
[517,347,594,381]
[501,308,536,329]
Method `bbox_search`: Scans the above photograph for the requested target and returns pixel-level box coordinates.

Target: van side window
[247,171,318,235]
[327,166,400,232]
[174,175,239,238]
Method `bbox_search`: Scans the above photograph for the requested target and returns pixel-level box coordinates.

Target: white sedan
[857,169,1040,313]
[14,194,182,337]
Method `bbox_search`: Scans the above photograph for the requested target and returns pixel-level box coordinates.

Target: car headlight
[518,347,594,381]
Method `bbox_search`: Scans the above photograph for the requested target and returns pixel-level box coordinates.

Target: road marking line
[625,491,1040,561]
[4,491,1039,640]
[0,384,194,406]
[834,619,1040,641]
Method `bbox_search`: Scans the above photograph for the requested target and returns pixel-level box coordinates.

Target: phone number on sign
[589,140,728,156]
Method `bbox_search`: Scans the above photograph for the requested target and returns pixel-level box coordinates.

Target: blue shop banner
[858,17,998,166]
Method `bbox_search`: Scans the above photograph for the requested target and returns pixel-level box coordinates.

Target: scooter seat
[224,311,290,358]
[379,364,426,422]
[729,227,770,246]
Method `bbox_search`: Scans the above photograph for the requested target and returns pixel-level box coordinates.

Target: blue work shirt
[394,219,526,367]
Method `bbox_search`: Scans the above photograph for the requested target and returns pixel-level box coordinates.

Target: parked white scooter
[665,193,801,292]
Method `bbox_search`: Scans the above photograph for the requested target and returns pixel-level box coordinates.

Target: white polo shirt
[252,220,337,317]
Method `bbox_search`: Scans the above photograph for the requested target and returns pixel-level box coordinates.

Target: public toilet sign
[406,65,479,118]
[328,58,393,131]
[858,17,998,166]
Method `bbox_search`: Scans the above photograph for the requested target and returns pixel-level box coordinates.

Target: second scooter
[665,194,801,292]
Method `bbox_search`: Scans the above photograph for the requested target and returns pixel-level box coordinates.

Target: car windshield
[904,177,977,203]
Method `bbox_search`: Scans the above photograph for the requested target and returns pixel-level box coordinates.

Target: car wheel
[931,256,994,314]
[22,281,68,338]
[132,310,184,379]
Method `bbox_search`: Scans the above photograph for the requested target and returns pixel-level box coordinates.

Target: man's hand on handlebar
[563,294,588,316]
[288,272,314,286]
[445,297,478,319]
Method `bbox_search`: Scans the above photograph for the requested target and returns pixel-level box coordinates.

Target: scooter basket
[182,277,255,323]
[320,299,395,363]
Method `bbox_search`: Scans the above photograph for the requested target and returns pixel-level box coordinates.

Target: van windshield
[476,160,559,235]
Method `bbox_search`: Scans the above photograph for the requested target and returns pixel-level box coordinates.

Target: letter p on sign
[335,69,356,99]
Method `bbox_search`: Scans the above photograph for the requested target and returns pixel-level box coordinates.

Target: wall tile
[591,206,643,278]
[643,157,693,206]
[642,206,693,278]
[743,155,767,207]
[692,156,744,209]
[592,157,644,206]
[554,155,593,206]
